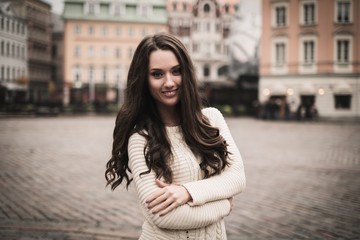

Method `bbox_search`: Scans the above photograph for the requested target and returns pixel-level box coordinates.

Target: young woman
[105,33,245,240]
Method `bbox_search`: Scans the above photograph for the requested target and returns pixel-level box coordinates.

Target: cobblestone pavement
[0,116,359,240]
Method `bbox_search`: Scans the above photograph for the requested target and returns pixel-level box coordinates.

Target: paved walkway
[0,116,359,240]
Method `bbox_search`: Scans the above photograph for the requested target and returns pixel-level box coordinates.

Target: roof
[62,0,167,24]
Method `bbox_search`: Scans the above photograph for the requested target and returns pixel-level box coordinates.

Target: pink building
[259,0,360,119]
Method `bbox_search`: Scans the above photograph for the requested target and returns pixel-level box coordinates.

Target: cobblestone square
[0,116,359,239]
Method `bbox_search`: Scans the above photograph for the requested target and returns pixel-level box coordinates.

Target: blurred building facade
[0,2,28,104]
[9,0,53,104]
[259,0,360,119]
[167,0,239,84]
[51,12,64,106]
[62,0,168,108]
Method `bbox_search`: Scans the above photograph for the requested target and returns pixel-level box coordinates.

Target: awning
[299,83,316,95]
[333,82,352,94]
[271,83,287,95]
[1,83,27,91]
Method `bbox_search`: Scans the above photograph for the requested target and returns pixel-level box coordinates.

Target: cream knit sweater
[128,107,246,240]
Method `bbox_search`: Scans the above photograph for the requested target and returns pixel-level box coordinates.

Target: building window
[73,65,81,82]
[6,67,10,81]
[112,3,125,16]
[16,45,20,58]
[224,4,230,13]
[300,36,317,73]
[206,22,211,32]
[275,6,286,26]
[128,27,134,37]
[101,46,108,57]
[21,46,25,59]
[336,39,350,63]
[88,46,95,57]
[183,3,187,12]
[303,40,314,63]
[102,66,107,83]
[138,3,152,17]
[336,0,351,23]
[173,2,177,11]
[6,42,10,56]
[204,3,210,13]
[101,26,108,36]
[334,95,351,109]
[301,2,316,25]
[85,1,100,15]
[275,43,286,65]
[115,26,122,36]
[115,47,121,58]
[216,43,221,54]
[88,25,95,35]
[74,45,81,57]
[141,28,147,37]
[272,37,288,74]
[0,66,3,81]
[74,25,81,34]
[203,65,210,77]
[334,35,352,72]
[115,65,122,83]
[128,47,133,59]
[224,45,230,56]
[0,41,3,55]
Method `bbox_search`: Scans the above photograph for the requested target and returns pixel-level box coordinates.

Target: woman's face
[148,49,182,111]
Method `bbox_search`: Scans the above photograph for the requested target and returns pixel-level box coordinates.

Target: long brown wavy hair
[105,33,229,190]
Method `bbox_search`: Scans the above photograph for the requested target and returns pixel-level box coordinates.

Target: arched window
[218,65,228,76]
[204,3,210,13]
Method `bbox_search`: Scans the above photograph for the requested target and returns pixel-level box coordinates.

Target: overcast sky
[43,0,64,14]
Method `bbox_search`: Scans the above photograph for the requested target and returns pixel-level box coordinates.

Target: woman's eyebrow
[149,68,162,71]
[171,65,181,69]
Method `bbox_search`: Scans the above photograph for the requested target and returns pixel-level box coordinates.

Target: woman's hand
[145,179,192,216]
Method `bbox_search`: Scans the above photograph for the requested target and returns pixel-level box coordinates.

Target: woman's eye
[172,68,181,76]
[151,71,163,78]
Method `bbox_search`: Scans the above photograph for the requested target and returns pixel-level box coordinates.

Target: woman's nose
[164,73,175,87]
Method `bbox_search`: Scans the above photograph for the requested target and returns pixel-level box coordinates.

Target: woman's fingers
[146,179,192,216]
[145,188,164,204]
[158,202,178,216]
[145,179,168,204]
[155,179,169,187]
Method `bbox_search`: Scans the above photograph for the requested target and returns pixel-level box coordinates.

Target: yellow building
[62,0,168,108]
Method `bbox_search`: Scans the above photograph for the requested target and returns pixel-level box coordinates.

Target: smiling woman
[105,32,246,240]
[148,49,182,125]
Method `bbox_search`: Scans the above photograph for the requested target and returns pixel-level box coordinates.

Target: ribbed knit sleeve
[182,107,246,206]
[128,132,231,230]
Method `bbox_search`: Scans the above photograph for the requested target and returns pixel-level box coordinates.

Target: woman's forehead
[149,50,180,70]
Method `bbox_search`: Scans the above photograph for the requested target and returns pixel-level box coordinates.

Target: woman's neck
[157,105,180,127]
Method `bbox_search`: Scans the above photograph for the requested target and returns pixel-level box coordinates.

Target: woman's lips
[162,89,178,97]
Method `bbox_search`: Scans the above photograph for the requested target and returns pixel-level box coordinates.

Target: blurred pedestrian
[105,33,246,239]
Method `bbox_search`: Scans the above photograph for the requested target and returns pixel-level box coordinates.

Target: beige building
[167,0,239,84]
[62,0,168,107]
[259,0,360,119]
[10,0,53,104]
